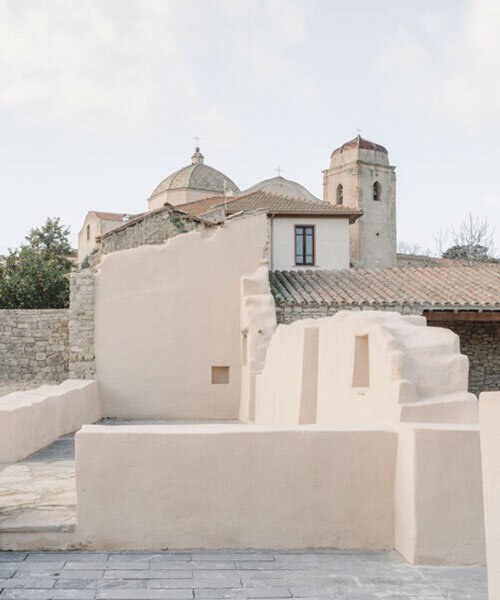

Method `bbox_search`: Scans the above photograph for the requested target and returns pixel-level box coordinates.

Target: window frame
[294,224,316,267]
[373,181,381,201]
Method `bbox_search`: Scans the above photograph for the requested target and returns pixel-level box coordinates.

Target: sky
[0,0,499,255]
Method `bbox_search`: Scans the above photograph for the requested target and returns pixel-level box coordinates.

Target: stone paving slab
[0,550,487,599]
[0,435,76,535]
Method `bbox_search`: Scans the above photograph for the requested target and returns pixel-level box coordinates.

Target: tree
[442,244,493,262]
[0,246,69,309]
[25,217,75,271]
[0,217,74,309]
[439,214,497,265]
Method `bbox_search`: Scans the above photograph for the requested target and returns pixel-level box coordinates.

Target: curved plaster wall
[253,310,478,427]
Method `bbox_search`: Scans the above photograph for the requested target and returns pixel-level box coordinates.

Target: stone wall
[275,304,500,396]
[275,304,423,325]
[0,309,68,381]
[430,321,499,397]
[69,270,95,379]
[99,207,207,255]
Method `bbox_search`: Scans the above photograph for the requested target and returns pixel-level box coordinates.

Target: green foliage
[171,215,187,233]
[25,217,75,271]
[442,244,498,263]
[0,246,69,309]
[0,217,74,309]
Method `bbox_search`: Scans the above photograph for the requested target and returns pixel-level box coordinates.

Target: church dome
[331,135,388,157]
[242,175,321,203]
[149,147,240,201]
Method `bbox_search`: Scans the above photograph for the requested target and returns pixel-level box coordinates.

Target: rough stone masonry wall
[275,304,500,397]
[99,209,205,255]
[68,270,95,379]
[275,303,423,325]
[0,309,68,381]
[430,320,500,397]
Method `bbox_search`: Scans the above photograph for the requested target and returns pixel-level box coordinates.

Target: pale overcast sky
[0,0,499,254]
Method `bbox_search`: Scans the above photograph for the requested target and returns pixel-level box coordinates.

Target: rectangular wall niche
[211,366,230,384]
[352,335,370,388]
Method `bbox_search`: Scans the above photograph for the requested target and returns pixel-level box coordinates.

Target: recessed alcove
[352,334,370,388]
[211,365,230,384]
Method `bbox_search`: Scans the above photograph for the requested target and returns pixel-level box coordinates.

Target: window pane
[305,233,313,256]
[296,233,303,255]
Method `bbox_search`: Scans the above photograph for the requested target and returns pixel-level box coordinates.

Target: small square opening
[212,366,230,384]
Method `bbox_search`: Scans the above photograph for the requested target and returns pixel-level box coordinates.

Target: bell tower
[323,136,397,269]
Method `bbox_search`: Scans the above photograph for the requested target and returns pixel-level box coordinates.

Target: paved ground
[0,435,76,534]
[0,550,487,599]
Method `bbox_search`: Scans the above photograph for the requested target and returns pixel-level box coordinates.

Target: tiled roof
[270,265,500,310]
[176,196,228,216]
[331,135,388,157]
[91,211,127,221]
[178,191,363,222]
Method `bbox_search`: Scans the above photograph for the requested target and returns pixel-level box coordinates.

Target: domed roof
[331,135,388,157]
[149,147,240,200]
[242,175,321,203]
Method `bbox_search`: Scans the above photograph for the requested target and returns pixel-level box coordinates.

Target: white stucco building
[178,190,361,271]
[77,211,132,264]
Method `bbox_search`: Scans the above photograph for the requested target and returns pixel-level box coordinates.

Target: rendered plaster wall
[0,310,69,382]
[76,424,396,550]
[0,380,100,462]
[254,311,476,428]
[94,214,268,418]
[254,319,321,425]
[276,305,498,397]
[239,263,277,423]
[395,423,485,565]
[479,392,500,600]
[271,217,349,270]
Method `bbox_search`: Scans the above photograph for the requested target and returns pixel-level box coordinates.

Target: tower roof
[242,175,321,203]
[149,147,240,201]
[331,136,388,157]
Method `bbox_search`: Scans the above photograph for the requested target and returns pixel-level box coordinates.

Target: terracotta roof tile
[270,265,500,310]
[91,211,128,221]
[331,136,388,157]
[178,191,362,221]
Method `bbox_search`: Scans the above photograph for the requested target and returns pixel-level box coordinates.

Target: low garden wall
[76,424,396,550]
[0,380,100,462]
